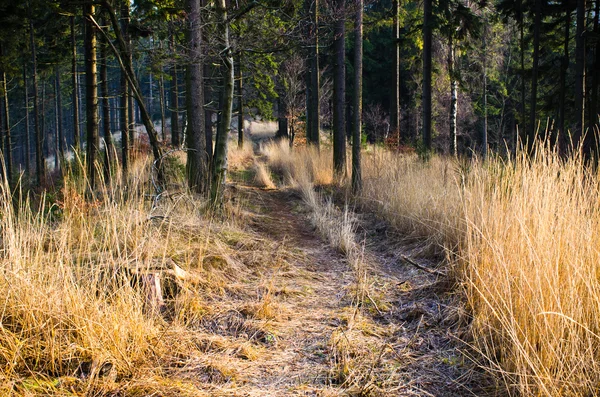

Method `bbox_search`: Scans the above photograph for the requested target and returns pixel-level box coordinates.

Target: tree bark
[448,36,457,156]
[277,97,288,138]
[575,0,586,150]
[185,0,208,193]
[170,65,180,147]
[71,16,81,153]
[529,0,542,152]
[119,0,130,178]
[100,20,113,182]
[307,0,320,148]
[54,66,65,170]
[236,53,244,149]
[23,61,31,175]
[519,0,526,146]
[391,0,401,144]
[211,0,234,205]
[1,47,12,181]
[352,0,363,194]
[30,18,45,184]
[169,33,180,147]
[85,1,100,190]
[589,0,600,149]
[204,63,213,163]
[332,0,346,177]
[422,0,432,151]
[559,4,570,142]
[159,72,166,142]
[482,29,488,160]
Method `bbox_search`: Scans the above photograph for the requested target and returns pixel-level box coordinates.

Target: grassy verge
[262,139,600,396]
[0,156,287,396]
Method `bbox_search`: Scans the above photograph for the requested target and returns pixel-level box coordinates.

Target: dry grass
[461,148,600,396]
[0,156,287,396]
[262,138,600,396]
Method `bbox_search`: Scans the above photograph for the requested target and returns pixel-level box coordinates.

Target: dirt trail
[225,168,494,395]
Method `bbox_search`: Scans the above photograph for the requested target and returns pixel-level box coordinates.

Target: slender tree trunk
[448,36,457,156]
[159,72,166,141]
[519,2,526,146]
[422,0,432,151]
[588,0,600,130]
[559,4,570,141]
[332,0,346,177]
[100,20,113,181]
[482,22,488,159]
[54,66,65,170]
[100,0,164,175]
[30,19,45,184]
[85,2,100,190]
[71,16,81,153]
[204,63,213,163]
[277,97,288,138]
[185,0,208,193]
[391,0,401,144]
[170,64,180,146]
[529,0,542,153]
[23,62,31,175]
[1,48,12,180]
[120,71,129,177]
[119,0,129,177]
[575,0,586,150]
[236,53,244,149]
[304,0,320,148]
[211,0,234,205]
[352,0,363,193]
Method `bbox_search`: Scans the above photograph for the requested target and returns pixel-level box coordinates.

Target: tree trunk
[1,47,12,181]
[54,66,65,171]
[185,0,208,193]
[169,33,180,147]
[559,4,570,142]
[85,1,100,190]
[236,53,244,149]
[482,22,488,159]
[391,0,400,144]
[119,0,130,178]
[100,20,113,182]
[23,61,31,175]
[352,0,363,194]
[211,0,234,205]
[589,0,600,149]
[159,72,166,142]
[529,0,542,153]
[308,0,320,148]
[204,63,213,163]
[100,0,164,177]
[575,0,586,150]
[332,0,346,177]
[71,16,81,153]
[170,65,180,147]
[277,97,288,138]
[519,0,526,146]
[422,0,432,151]
[448,36,457,156]
[30,18,45,184]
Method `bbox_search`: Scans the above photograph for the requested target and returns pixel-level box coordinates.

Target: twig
[399,255,447,277]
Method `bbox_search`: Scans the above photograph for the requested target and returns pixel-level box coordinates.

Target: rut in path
[225,171,496,396]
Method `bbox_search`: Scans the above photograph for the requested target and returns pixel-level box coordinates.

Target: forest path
[222,136,494,396]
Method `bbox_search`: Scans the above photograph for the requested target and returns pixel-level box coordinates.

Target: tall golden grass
[262,139,600,396]
[0,156,276,396]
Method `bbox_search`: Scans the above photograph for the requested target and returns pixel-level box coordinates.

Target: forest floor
[207,129,497,396]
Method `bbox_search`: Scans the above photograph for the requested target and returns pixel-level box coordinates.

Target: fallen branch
[399,255,447,277]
